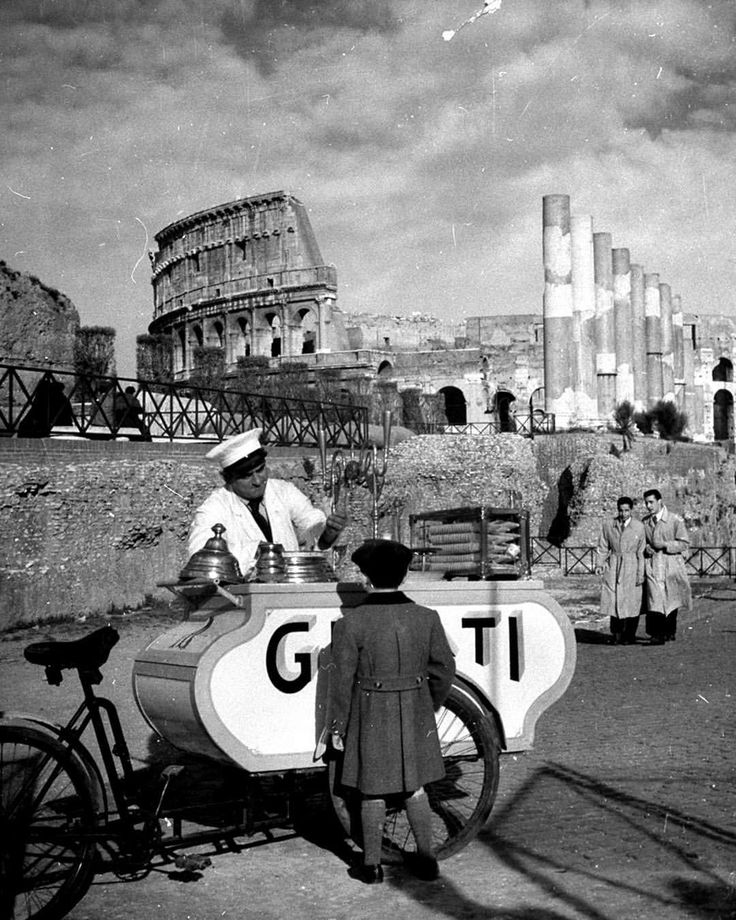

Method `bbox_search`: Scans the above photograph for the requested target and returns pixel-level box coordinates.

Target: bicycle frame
[62,670,139,824]
[3,660,309,865]
[2,665,156,869]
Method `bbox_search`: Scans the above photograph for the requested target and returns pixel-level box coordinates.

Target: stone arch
[206,320,224,349]
[494,388,517,432]
[251,310,273,357]
[713,389,733,441]
[294,307,317,355]
[377,360,393,378]
[440,385,467,425]
[191,324,204,348]
[232,316,251,361]
[269,314,282,357]
[713,357,733,382]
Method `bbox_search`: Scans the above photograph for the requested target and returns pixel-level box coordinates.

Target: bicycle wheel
[0,724,99,920]
[329,685,500,861]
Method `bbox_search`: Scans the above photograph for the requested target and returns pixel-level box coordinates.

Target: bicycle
[0,624,500,920]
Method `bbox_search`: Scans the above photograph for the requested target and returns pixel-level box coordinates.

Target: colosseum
[147,190,736,443]
[149,191,346,369]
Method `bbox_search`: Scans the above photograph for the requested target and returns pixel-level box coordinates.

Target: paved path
[1,580,735,919]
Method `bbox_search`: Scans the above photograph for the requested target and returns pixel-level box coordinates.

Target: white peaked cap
[205,429,265,470]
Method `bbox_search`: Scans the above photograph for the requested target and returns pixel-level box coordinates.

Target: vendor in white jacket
[188,428,347,575]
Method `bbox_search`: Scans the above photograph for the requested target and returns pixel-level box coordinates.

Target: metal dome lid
[179,523,244,584]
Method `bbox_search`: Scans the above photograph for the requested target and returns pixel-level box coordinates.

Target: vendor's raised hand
[319,510,348,548]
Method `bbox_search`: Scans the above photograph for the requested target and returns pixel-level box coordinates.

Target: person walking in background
[595,496,646,645]
[642,488,692,644]
[326,539,455,885]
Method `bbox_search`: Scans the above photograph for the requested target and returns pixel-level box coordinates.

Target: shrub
[634,400,688,440]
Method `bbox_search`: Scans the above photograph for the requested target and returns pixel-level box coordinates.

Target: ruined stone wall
[345,311,464,350]
[2,432,732,631]
[0,260,80,370]
[533,433,736,547]
[0,440,331,631]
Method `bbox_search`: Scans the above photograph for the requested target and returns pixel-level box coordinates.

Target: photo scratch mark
[130,217,150,284]
[443,0,504,42]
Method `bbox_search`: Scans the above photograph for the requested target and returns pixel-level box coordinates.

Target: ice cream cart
[134,564,576,858]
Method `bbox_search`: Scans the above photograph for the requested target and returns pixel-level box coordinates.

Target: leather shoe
[349,864,383,885]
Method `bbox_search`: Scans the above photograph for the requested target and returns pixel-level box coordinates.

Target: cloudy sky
[2,0,735,376]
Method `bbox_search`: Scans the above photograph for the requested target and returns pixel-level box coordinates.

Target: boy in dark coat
[326,539,456,884]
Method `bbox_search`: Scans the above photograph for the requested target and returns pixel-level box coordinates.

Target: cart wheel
[0,723,100,920]
[328,685,500,861]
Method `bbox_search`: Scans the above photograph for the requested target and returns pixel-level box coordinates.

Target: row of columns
[543,194,687,427]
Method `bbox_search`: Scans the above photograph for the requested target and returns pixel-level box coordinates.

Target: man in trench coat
[642,488,692,644]
[326,539,455,884]
[595,496,646,645]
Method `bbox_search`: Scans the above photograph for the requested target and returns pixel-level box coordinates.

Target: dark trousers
[645,610,678,641]
[610,616,639,644]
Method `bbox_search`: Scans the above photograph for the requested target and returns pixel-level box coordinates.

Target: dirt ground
[1,574,735,920]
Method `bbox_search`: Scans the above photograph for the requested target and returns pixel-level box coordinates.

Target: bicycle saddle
[24,625,120,685]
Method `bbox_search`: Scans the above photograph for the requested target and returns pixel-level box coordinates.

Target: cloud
[1,0,736,376]
[219,0,398,74]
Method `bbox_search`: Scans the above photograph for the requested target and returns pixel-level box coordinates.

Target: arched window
[712,357,733,382]
[233,316,251,360]
[271,315,282,358]
[494,389,517,432]
[377,360,393,379]
[296,308,317,354]
[713,389,734,441]
[207,321,224,349]
[439,386,467,425]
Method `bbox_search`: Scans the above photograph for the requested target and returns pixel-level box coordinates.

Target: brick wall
[0,438,327,630]
[532,433,736,545]
[2,433,731,631]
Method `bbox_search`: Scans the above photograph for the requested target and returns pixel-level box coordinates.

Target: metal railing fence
[531,538,562,567]
[414,412,556,438]
[0,363,368,447]
[531,538,736,578]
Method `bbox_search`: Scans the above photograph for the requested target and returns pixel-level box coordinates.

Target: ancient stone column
[693,361,706,438]
[594,232,616,419]
[630,264,647,409]
[613,248,634,405]
[672,293,685,410]
[571,214,597,425]
[644,272,663,407]
[281,303,298,357]
[659,282,675,402]
[542,195,575,426]
[683,317,696,430]
[316,295,336,352]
